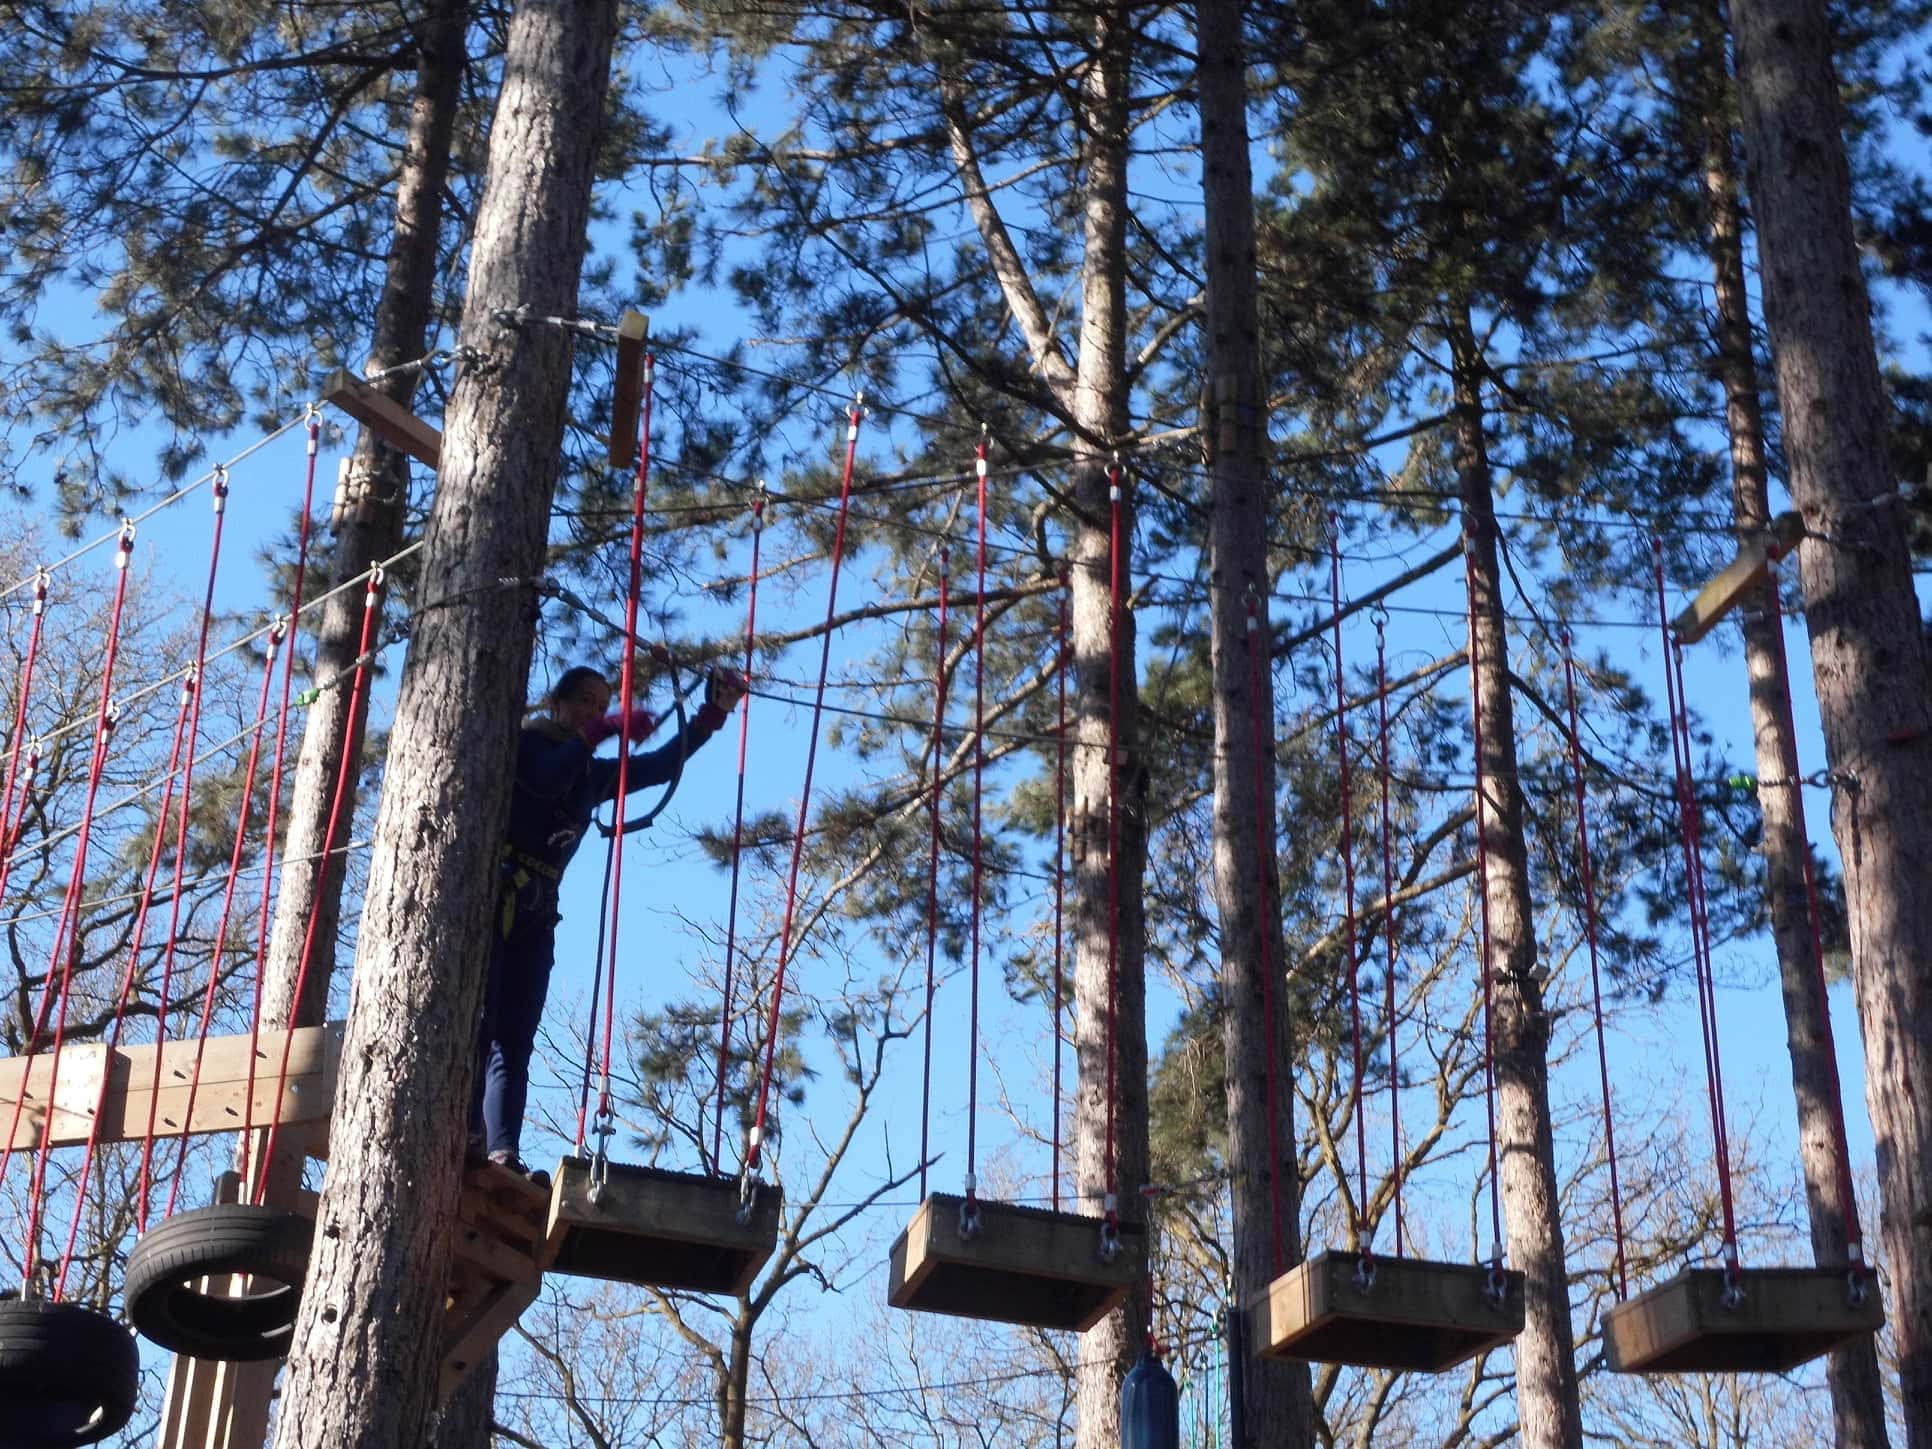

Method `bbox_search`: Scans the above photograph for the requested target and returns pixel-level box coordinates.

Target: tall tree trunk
[1071,5,1149,1444]
[1732,2,1932,1442]
[268,0,619,1441]
[427,1350,497,1449]
[722,1321,751,1449]
[1450,319,1583,1449]
[1694,9,1891,1440]
[1196,1,1313,1444]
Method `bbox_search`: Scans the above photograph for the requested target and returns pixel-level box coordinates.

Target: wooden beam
[1672,512,1805,644]
[1604,1266,1884,1373]
[1,1023,343,1153]
[607,309,651,470]
[322,370,443,470]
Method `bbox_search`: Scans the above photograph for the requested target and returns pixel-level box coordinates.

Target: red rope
[1051,577,1069,1213]
[1373,614,1405,1258]
[136,480,235,1228]
[20,524,136,1286]
[1761,555,1864,1265]
[965,440,989,1203]
[746,399,863,1173]
[591,353,655,1142]
[162,622,286,1221]
[238,423,321,1189]
[0,570,50,909]
[1103,463,1126,1221]
[0,742,41,900]
[252,572,383,1202]
[1461,539,1505,1268]
[714,491,766,1174]
[1559,632,1628,1298]
[918,555,950,1200]
[53,675,193,1297]
[1243,588,1287,1275]
[1330,526,1369,1249]
[1653,539,1740,1266]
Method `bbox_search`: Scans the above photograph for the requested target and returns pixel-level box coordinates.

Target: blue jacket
[504,702,728,873]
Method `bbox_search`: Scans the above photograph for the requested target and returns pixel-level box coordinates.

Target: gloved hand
[705,667,748,715]
[585,705,656,747]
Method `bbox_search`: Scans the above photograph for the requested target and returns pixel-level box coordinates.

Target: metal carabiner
[1353,1251,1378,1295]
[586,1111,615,1205]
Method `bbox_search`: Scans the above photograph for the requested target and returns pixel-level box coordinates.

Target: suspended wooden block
[321,370,443,469]
[441,1160,549,1403]
[545,1156,781,1296]
[1604,1266,1883,1374]
[607,309,652,470]
[887,1193,1144,1332]
[1252,1250,1525,1372]
[1671,511,1805,644]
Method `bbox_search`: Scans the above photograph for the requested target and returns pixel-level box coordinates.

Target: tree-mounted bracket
[1671,512,1805,645]
[322,371,444,471]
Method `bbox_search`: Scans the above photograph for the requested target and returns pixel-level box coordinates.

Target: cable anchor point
[586,1108,615,1205]
[1353,1249,1378,1295]
[1097,1194,1122,1264]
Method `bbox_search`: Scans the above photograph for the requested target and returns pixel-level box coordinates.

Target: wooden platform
[441,1161,549,1402]
[1603,1267,1884,1374]
[1251,1251,1526,1371]
[545,1157,781,1296]
[887,1193,1143,1332]
[0,1023,343,1153]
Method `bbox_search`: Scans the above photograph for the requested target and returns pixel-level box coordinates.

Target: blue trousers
[475,870,559,1160]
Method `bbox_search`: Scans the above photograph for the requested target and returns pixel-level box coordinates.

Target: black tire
[0,1298,139,1447]
[124,1204,315,1363]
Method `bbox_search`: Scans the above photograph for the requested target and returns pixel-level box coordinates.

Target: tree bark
[1695,7,1890,1439]
[1196,1,1314,1444]
[1070,5,1150,1444]
[427,1350,498,1449]
[1732,2,1932,1442]
[1451,319,1583,1449]
[268,0,619,1442]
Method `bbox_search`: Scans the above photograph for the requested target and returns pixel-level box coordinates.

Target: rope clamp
[1720,1260,1745,1311]
[31,568,47,613]
[211,464,229,511]
[957,1193,982,1242]
[736,1166,759,1227]
[116,519,136,564]
[586,1110,615,1205]
[1097,1206,1122,1265]
[1369,601,1391,631]
[1848,1267,1869,1308]
[1485,1261,1511,1308]
[1353,1251,1378,1295]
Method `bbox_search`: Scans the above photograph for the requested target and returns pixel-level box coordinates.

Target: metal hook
[586,1110,615,1206]
[736,1166,758,1227]
[957,1195,982,1242]
[1485,1262,1511,1308]
[1720,1261,1745,1311]
[1098,1215,1122,1265]
[1353,1251,1378,1295]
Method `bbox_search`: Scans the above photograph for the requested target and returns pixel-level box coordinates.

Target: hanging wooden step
[1603,1266,1883,1374]
[1252,1250,1525,1372]
[544,1156,782,1296]
[440,1160,550,1402]
[887,1193,1143,1332]
[607,309,652,470]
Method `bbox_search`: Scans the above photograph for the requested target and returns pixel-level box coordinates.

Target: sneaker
[486,1150,551,1191]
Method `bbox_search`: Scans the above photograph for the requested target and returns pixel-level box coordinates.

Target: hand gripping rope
[961,438,990,1240]
[713,486,767,1175]
[1460,537,1507,1299]
[1653,538,1741,1290]
[1373,608,1406,1257]
[1559,631,1628,1299]
[584,351,655,1199]
[1100,460,1127,1265]
[743,397,864,1216]
[1330,524,1371,1271]
[15,523,136,1292]
[918,552,950,1202]
[1242,584,1287,1275]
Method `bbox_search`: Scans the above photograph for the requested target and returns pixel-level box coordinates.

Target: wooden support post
[607,309,652,470]
[321,371,444,471]
[1671,511,1805,644]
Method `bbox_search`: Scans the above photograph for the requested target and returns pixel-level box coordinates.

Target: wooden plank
[321,370,443,470]
[546,1156,781,1295]
[607,309,652,470]
[1603,1266,1884,1373]
[1251,1251,1525,1372]
[2,1023,344,1153]
[1672,512,1805,644]
[887,1192,1143,1333]
[439,1276,539,1404]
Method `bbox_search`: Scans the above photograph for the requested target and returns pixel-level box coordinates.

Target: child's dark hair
[547,665,610,708]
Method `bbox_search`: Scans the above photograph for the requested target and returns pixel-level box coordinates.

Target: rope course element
[1331,524,1370,1257]
[1654,539,1740,1277]
[1560,629,1627,1299]
[1242,585,1287,1275]
[917,552,950,1202]
[1372,609,1405,1258]
[16,523,136,1292]
[963,438,990,1230]
[1101,460,1127,1259]
[1051,575,1069,1213]
[745,397,864,1187]
[713,487,766,1175]
[0,570,50,910]
[1460,537,1506,1280]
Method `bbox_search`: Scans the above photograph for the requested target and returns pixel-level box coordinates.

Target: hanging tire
[0,1297,139,1446]
[124,1204,315,1363]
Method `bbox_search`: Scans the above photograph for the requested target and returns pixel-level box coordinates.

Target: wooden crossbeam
[1672,512,1805,645]
[607,309,652,470]
[322,370,443,470]
[0,1023,343,1153]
